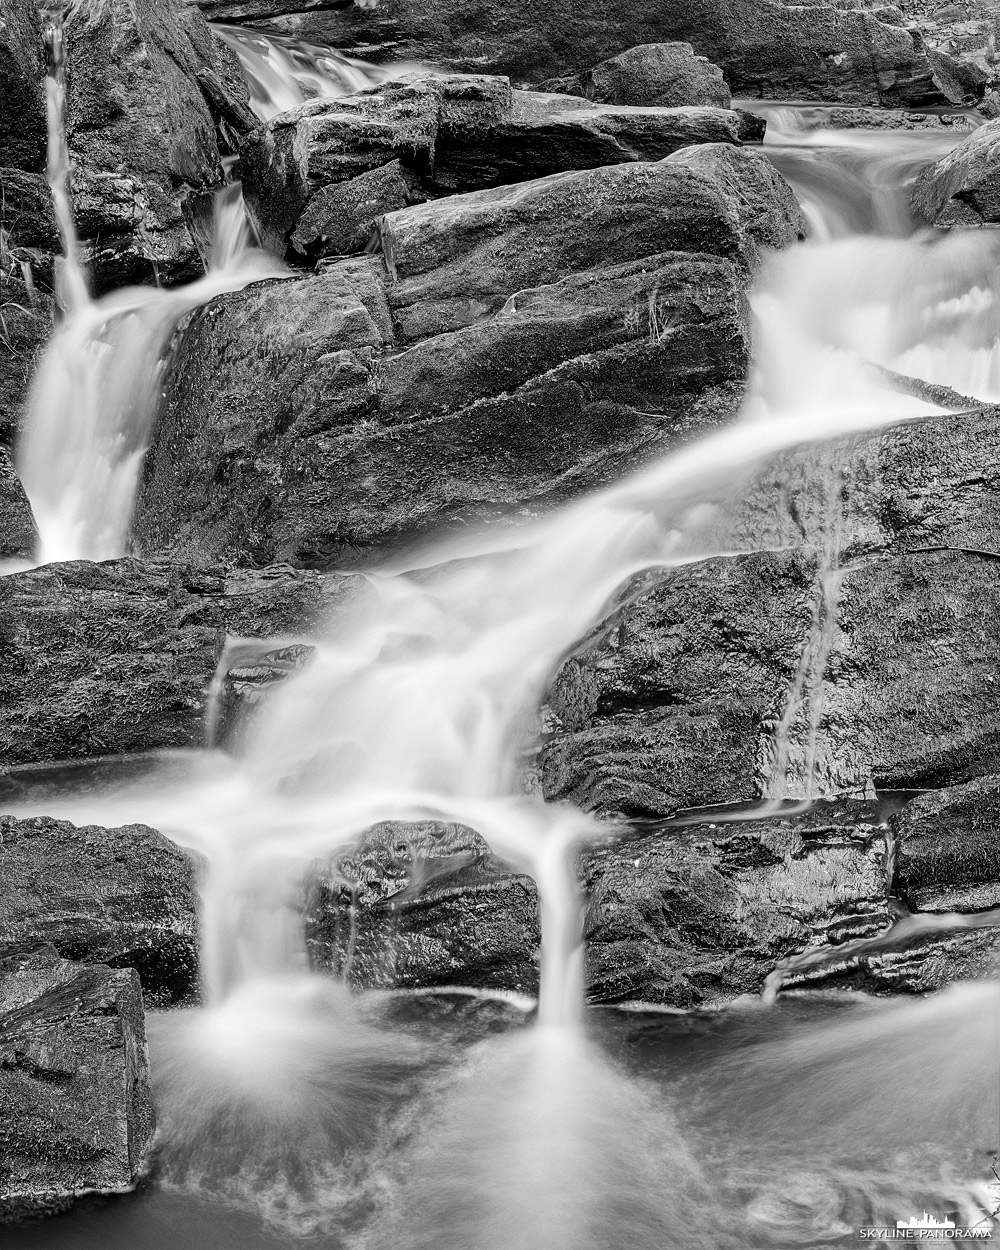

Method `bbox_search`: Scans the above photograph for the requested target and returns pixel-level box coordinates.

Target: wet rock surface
[0,0,250,292]
[0,816,199,1007]
[0,558,358,765]
[0,943,154,1222]
[305,822,542,993]
[135,149,802,569]
[236,0,980,108]
[303,804,892,1008]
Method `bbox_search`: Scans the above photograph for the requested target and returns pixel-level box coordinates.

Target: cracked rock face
[135,147,804,570]
[0,944,154,1222]
[0,816,200,1007]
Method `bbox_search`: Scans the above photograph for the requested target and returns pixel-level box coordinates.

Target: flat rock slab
[0,816,199,1006]
[0,944,154,1222]
[0,558,360,765]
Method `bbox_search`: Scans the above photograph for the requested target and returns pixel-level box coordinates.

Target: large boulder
[541,543,1000,817]
[239,71,760,261]
[912,119,1000,227]
[0,944,154,1222]
[540,42,732,109]
[221,0,981,109]
[0,0,253,292]
[0,558,359,765]
[135,149,804,569]
[0,816,199,1006]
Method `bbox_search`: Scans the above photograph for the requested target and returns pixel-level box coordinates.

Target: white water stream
[7,27,1000,1247]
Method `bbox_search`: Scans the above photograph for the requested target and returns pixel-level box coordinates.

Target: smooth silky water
[7,33,1000,1250]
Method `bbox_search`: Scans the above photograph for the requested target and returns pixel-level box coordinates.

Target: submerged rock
[137,149,804,568]
[229,0,979,109]
[0,558,358,765]
[0,816,199,1006]
[0,944,154,1222]
[541,42,732,110]
[911,119,1000,227]
[240,70,758,261]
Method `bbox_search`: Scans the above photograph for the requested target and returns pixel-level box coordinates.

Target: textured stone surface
[892,777,1000,913]
[0,816,199,1006]
[912,119,1000,227]
[303,803,891,1008]
[0,0,252,292]
[541,533,1000,819]
[305,821,541,993]
[0,558,358,765]
[240,71,758,261]
[230,0,978,108]
[0,446,36,558]
[0,944,154,1222]
[541,42,732,109]
[138,147,805,569]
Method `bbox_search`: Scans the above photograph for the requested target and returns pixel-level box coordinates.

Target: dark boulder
[229,0,977,109]
[0,558,359,765]
[582,800,891,1007]
[136,149,804,569]
[0,944,154,1222]
[305,821,541,993]
[541,42,732,110]
[542,545,1000,818]
[912,119,1000,227]
[892,777,1000,914]
[0,816,199,1006]
[240,70,758,261]
[0,0,253,292]
[302,802,891,1008]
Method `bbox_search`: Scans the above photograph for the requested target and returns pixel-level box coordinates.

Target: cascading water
[7,33,1000,1247]
[14,18,413,567]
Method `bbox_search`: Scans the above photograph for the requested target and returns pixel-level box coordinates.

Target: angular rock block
[0,816,199,1006]
[240,70,760,259]
[912,119,1000,227]
[0,944,154,1222]
[305,822,541,994]
[0,558,359,765]
[0,0,251,291]
[542,547,1000,817]
[136,151,803,569]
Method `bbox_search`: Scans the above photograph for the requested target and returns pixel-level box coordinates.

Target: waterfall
[14,21,403,568]
[7,20,1000,1239]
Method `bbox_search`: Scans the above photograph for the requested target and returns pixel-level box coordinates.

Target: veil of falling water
[10,28,1000,1245]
